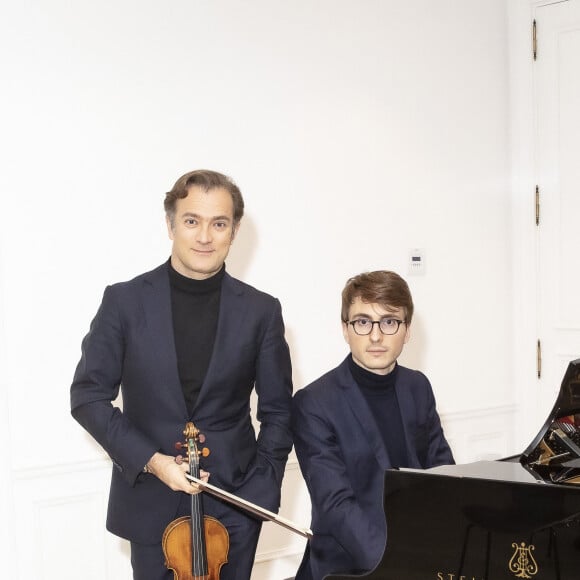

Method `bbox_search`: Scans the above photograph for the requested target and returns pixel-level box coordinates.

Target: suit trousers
[130,491,263,580]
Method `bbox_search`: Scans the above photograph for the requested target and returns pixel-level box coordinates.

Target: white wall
[0,1,515,578]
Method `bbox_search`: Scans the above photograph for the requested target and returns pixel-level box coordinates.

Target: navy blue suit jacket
[291,358,454,580]
[70,263,293,544]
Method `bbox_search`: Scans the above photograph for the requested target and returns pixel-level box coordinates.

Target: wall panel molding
[8,404,516,579]
[440,403,517,464]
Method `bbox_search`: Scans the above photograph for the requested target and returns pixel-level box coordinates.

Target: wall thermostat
[408,249,425,275]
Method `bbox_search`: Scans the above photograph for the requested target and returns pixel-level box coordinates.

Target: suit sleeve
[291,389,385,572]
[248,299,293,489]
[70,286,158,485]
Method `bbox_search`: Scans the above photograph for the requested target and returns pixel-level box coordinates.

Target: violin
[162,422,229,580]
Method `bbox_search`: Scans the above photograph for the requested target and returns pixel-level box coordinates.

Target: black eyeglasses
[345,318,406,336]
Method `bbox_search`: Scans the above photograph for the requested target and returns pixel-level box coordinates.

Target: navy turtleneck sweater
[347,355,409,469]
[168,260,224,415]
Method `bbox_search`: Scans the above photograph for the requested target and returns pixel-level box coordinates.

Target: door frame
[507,0,571,448]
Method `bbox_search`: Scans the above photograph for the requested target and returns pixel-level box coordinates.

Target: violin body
[163,514,229,580]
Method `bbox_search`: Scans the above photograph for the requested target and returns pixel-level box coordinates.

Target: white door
[535,0,580,420]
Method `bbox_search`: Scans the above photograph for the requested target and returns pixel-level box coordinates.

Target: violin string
[190,437,206,576]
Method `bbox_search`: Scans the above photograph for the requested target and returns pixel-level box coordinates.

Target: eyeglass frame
[344,317,407,336]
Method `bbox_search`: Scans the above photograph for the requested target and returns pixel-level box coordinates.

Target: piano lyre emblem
[508,542,538,578]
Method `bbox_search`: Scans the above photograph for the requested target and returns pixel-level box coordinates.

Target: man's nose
[196,223,212,243]
[369,324,382,341]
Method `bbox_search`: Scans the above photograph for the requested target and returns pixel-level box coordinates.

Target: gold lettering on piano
[508,542,538,578]
[435,574,484,580]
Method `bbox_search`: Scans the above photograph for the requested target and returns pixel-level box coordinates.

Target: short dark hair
[164,169,244,225]
[341,271,414,324]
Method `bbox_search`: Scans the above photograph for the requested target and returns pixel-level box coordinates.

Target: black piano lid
[520,357,580,464]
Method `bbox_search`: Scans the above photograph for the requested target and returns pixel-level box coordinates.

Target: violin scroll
[174,422,210,466]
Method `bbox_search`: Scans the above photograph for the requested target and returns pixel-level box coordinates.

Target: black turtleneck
[348,355,409,469]
[168,260,224,415]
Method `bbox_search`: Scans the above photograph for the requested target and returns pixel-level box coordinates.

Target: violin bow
[185,474,313,539]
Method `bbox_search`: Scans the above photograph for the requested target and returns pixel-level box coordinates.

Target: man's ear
[166,214,175,240]
[404,323,412,344]
[342,322,350,344]
[230,221,240,244]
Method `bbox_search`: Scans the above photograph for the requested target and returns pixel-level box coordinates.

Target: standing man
[292,271,454,580]
[70,169,293,580]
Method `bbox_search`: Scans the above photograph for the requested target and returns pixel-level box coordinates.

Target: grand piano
[326,359,580,580]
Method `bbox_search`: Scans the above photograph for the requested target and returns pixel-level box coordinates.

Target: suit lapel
[395,372,420,467]
[141,263,187,414]
[195,272,245,407]
[337,359,392,470]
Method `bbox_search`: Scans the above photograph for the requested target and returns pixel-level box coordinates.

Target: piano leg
[548,527,562,580]
[458,524,491,577]
[484,530,491,579]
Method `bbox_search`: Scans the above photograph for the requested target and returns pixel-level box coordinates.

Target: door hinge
[537,339,542,379]
[533,19,537,60]
[535,185,540,226]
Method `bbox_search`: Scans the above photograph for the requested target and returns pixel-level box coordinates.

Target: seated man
[292,270,454,580]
